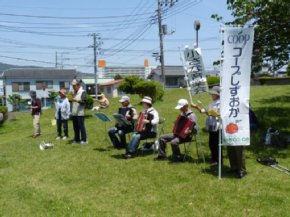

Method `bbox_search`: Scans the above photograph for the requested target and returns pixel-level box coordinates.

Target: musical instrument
[135,112,147,132]
[172,115,194,139]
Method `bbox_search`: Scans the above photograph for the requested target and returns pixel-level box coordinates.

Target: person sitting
[155,99,197,162]
[92,92,109,111]
[108,96,137,149]
[123,96,159,159]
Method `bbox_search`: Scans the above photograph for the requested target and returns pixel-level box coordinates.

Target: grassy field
[0,85,290,217]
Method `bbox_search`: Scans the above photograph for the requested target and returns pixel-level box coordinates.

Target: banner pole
[218,25,224,180]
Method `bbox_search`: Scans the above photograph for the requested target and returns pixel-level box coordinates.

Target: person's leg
[236,146,246,172]
[72,116,80,142]
[227,146,238,171]
[56,119,62,137]
[209,131,219,163]
[118,129,127,148]
[158,134,175,157]
[108,127,121,148]
[127,133,141,154]
[33,114,41,136]
[78,116,87,142]
[170,137,182,160]
[63,120,68,137]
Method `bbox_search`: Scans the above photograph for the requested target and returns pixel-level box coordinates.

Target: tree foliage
[118,76,142,94]
[6,94,22,112]
[134,80,164,102]
[214,0,290,73]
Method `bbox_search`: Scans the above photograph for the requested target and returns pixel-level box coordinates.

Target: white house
[2,68,77,111]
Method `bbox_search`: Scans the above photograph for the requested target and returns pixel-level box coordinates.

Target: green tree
[134,80,164,102]
[118,75,143,94]
[287,62,290,77]
[7,94,22,112]
[213,0,290,73]
[114,74,123,80]
[48,90,58,108]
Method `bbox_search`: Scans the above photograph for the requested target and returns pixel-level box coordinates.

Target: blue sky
[0,0,233,73]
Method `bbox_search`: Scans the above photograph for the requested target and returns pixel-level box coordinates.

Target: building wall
[4,78,72,111]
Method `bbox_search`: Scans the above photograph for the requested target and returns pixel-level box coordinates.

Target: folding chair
[141,117,166,154]
[182,133,205,163]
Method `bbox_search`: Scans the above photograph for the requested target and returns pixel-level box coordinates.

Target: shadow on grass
[93,147,113,152]
[201,165,239,179]
[247,104,290,159]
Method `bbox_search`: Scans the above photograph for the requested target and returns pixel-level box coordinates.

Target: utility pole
[55,51,58,68]
[157,0,165,85]
[157,0,178,87]
[89,33,102,98]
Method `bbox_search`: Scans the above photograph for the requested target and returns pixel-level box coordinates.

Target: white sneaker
[81,141,88,145]
[62,136,68,140]
[56,136,61,140]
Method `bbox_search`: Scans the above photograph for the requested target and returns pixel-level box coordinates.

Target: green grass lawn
[0,85,290,217]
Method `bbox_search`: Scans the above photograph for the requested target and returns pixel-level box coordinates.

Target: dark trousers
[209,131,220,163]
[72,116,87,142]
[108,127,132,148]
[158,133,191,157]
[57,119,68,137]
[227,146,246,172]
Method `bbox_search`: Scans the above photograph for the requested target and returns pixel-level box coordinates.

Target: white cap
[175,99,188,109]
[141,96,152,105]
[119,96,130,103]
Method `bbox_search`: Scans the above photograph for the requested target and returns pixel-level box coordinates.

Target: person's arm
[191,103,208,115]
[149,109,159,125]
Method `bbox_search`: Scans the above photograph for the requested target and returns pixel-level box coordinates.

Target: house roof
[3,68,77,79]
[148,65,184,78]
[99,79,124,86]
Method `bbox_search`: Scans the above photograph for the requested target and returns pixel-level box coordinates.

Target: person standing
[191,86,221,166]
[71,79,87,144]
[227,146,247,178]
[108,96,137,149]
[155,99,197,162]
[55,88,70,140]
[123,96,159,159]
[29,91,42,138]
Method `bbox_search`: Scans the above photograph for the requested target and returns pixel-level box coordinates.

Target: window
[36,81,53,90]
[12,82,30,92]
[165,76,179,87]
[59,81,70,90]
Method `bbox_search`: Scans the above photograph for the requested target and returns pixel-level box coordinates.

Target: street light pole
[194,20,201,47]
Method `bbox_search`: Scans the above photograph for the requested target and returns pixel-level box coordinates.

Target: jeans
[108,127,131,148]
[57,119,68,137]
[127,132,156,154]
[72,116,87,142]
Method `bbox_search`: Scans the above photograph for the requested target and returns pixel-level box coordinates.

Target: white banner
[220,27,255,146]
[183,46,208,95]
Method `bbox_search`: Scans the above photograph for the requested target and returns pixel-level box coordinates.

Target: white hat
[72,79,79,85]
[119,96,130,103]
[208,86,220,96]
[175,99,188,109]
[141,96,152,105]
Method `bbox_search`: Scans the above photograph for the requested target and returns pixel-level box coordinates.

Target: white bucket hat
[175,99,189,109]
[141,96,152,105]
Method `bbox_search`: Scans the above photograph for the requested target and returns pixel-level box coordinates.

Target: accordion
[172,115,194,139]
[135,112,153,133]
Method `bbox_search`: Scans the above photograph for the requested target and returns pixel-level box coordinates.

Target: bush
[0,106,8,125]
[134,80,164,102]
[118,76,142,94]
[207,76,220,87]
[85,95,94,110]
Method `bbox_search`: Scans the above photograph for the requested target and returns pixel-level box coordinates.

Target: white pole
[218,26,225,180]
